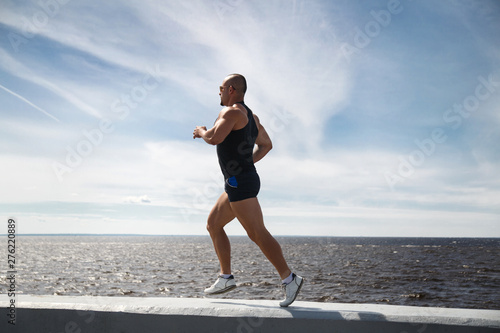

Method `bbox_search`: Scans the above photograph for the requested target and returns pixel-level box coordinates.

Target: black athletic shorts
[224,172,260,202]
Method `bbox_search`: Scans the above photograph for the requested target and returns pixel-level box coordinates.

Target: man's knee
[206,218,217,234]
[246,228,265,245]
[246,230,257,243]
[247,227,274,246]
[206,214,223,235]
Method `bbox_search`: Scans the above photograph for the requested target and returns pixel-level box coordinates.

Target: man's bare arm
[253,114,272,163]
[193,108,239,145]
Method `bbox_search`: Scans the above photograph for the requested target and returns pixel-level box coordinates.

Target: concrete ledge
[2,295,499,332]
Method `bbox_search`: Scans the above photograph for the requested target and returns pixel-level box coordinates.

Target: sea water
[2,236,499,309]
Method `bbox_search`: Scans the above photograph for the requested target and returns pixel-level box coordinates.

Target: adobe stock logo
[8,0,72,53]
[384,73,499,190]
[214,0,243,21]
[340,0,413,63]
[52,65,165,182]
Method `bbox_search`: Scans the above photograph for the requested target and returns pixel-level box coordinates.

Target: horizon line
[2,233,499,239]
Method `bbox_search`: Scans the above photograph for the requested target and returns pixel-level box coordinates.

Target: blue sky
[1,0,499,237]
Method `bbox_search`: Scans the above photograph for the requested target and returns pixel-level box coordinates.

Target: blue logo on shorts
[227,176,238,188]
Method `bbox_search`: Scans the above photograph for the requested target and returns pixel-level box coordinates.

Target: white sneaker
[279,273,304,307]
[204,275,237,295]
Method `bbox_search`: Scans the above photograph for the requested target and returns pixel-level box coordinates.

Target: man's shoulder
[220,105,246,119]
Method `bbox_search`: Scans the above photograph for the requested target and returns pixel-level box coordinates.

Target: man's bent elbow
[206,137,222,145]
[264,142,273,153]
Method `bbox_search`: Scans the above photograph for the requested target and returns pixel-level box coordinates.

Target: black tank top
[217,102,259,178]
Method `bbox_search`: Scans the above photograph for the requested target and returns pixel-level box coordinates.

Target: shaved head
[225,74,247,94]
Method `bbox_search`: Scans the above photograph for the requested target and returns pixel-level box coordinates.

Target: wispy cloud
[123,195,152,204]
[0,49,103,118]
[3,1,352,149]
[0,0,499,236]
[0,83,60,122]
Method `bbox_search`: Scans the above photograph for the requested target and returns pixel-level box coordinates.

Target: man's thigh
[208,192,236,228]
[230,197,266,231]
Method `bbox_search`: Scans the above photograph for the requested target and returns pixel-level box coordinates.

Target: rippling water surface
[3,236,499,309]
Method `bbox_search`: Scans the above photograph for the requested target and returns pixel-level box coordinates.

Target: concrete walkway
[2,295,499,332]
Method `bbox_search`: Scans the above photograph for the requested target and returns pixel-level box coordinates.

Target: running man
[193,74,304,307]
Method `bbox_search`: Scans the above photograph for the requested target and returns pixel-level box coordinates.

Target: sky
[0,0,499,237]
